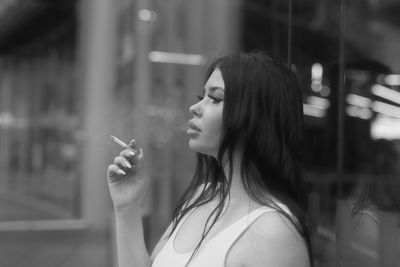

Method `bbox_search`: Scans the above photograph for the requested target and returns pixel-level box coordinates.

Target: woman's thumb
[128,138,136,146]
[137,148,145,169]
[128,139,137,151]
[138,148,144,160]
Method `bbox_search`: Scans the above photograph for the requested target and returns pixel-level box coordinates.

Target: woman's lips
[188,121,201,132]
[187,128,200,137]
[187,121,201,137]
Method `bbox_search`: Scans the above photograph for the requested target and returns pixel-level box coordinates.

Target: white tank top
[152,205,287,267]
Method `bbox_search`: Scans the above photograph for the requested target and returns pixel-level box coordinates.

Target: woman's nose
[189,103,202,117]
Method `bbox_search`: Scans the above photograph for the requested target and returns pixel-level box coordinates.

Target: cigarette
[110,135,136,152]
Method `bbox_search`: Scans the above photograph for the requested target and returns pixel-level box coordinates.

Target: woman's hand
[107,140,148,211]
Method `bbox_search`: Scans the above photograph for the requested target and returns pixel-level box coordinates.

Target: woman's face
[187,68,225,158]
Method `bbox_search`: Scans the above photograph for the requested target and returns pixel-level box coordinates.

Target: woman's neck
[220,151,278,209]
[221,152,251,208]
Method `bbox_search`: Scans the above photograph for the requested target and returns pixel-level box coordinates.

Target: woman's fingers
[120,149,136,161]
[108,164,126,175]
[119,146,144,168]
[114,155,132,169]
[137,148,144,168]
[107,164,126,183]
[128,139,136,149]
[107,139,144,184]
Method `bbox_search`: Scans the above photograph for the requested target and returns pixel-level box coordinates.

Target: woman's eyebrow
[205,86,224,92]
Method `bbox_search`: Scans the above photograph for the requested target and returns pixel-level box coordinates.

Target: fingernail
[127,150,136,156]
[117,169,126,175]
[129,139,136,144]
[123,161,132,168]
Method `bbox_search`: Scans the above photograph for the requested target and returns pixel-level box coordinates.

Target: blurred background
[0,0,399,266]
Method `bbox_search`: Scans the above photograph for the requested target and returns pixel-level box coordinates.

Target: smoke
[109,101,190,150]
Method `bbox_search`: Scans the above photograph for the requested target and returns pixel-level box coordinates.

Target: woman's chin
[188,139,200,151]
[188,141,217,158]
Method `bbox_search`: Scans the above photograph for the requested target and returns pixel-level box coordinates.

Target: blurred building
[0,0,399,266]
[0,1,79,221]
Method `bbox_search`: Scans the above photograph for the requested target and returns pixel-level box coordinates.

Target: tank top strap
[152,204,291,267]
[205,204,287,250]
[169,207,197,241]
[230,205,278,231]
[152,209,195,267]
[185,205,284,267]
[242,203,292,230]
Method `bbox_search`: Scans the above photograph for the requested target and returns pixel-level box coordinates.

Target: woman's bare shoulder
[227,210,310,267]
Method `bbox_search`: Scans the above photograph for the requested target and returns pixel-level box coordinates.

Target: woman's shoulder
[227,205,310,267]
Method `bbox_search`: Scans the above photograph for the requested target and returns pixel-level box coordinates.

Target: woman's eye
[196,95,222,103]
[208,95,223,103]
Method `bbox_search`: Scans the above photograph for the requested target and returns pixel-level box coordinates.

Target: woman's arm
[107,140,151,267]
[115,207,151,267]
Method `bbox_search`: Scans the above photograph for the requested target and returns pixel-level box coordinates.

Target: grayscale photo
[0,1,399,267]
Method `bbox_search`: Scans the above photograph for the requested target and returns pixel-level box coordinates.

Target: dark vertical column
[336,0,351,266]
[337,0,346,202]
[287,0,292,67]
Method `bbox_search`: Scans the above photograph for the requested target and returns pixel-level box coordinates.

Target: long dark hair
[170,51,312,265]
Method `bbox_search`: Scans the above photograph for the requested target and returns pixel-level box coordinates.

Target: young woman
[107,52,313,267]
